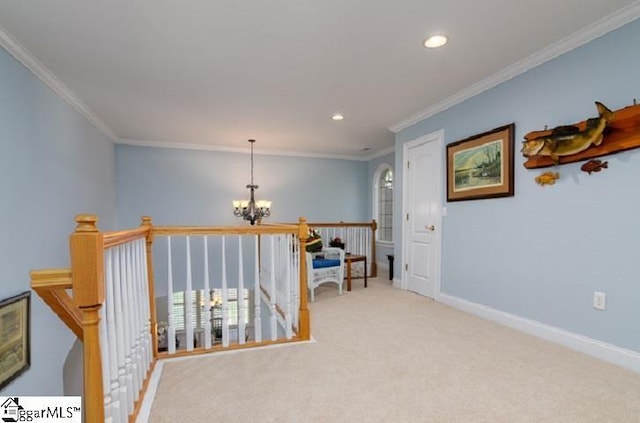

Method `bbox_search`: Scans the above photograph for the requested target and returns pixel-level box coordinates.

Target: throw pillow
[306,229,323,252]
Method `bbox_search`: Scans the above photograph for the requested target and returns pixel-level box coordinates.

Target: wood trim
[155,336,307,360]
[70,214,104,306]
[103,226,149,249]
[289,222,375,228]
[297,217,310,341]
[153,225,298,236]
[69,214,105,423]
[30,269,83,340]
[30,268,73,289]
[141,217,159,361]
[45,288,83,340]
[79,306,105,422]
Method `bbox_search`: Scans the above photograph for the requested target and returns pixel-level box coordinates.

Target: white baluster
[124,243,141,400]
[253,235,262,343]
[133,240,147,385]
[137,239,152,370]
[237,236,246,345]
[112,246,130,420]
[284,235,293,339]
[99,295,113,423]
[104,250,123,422]
[221,236,230,347]
[185,236,194,351]
[117,245,135,414]
[117,245,132,410]
[167,237,176,354]
[203,236,212,349]
[291,235,299,330]
[269,236,277,341]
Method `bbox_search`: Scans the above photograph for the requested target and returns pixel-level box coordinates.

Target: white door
[403,130,443,298]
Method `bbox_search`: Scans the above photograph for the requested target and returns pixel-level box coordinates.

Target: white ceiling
[0,1,638,158]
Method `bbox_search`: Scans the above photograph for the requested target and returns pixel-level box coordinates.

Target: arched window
[373,164,393,243]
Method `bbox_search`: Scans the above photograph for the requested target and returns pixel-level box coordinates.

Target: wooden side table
[344,254,367,291]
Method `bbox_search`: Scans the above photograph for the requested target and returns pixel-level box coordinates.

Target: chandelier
[232,139,272,225]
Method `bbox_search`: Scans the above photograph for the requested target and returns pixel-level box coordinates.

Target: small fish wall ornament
[535,171,560,187]
[521,102,614,164]
[581,159,608,174]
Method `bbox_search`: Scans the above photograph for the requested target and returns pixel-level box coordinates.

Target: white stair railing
[315,223,374,277]
[258,234,300,340]
[30,215,311,423]
[158,228,301,355]
[101,238,152,423]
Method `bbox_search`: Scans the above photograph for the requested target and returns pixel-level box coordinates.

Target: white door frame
[401,129,444,299]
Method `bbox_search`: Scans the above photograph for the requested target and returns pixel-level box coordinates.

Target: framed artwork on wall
[447,123,515,201]
[0,291,31,390]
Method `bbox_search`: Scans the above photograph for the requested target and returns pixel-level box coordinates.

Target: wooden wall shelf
[523,103,640,169]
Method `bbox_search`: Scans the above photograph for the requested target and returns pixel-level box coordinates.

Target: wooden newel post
[141,216,158,360]
[371,219,378,278]
[297,217,311,340]
[70,214,105,423]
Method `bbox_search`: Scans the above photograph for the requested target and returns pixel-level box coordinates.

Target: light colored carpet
[148,275,640,422]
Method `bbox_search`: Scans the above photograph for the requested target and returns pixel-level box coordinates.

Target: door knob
[426,225,435,231]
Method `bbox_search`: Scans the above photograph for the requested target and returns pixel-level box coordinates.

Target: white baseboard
[437,293,640,373]
[135,361,164,422]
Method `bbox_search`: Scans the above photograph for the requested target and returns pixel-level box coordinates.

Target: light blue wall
[116,145,369,227]
[0,48,116,394]
[368,152,395,268]
[395,19,640,352]
[116,144,369,296]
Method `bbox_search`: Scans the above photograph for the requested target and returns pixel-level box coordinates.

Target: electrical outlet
[593,291,606,311]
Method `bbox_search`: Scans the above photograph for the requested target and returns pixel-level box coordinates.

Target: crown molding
[390,1,640,133]
[117,138,388,162]
[364,146,395,160]
[0,24,117,141]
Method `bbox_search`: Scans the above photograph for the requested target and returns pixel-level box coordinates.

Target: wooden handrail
[102,226,149,249]
[30,268,83,339]
[152,225,298,236]
[299,221,375,228]
[31,268,73,289]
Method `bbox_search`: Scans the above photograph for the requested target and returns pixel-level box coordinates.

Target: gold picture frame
[0,291,30,390]
[447,123,515,201]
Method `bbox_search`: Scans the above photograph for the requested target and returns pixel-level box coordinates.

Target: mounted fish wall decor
[522,102,613,164]
[522,100,640,169]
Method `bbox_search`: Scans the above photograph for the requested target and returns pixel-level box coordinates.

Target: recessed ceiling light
[332,114,344,121]
[424,35,448,49]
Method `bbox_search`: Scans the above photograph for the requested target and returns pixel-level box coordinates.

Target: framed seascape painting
[0,291,30,390]
[446,123,515,201]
